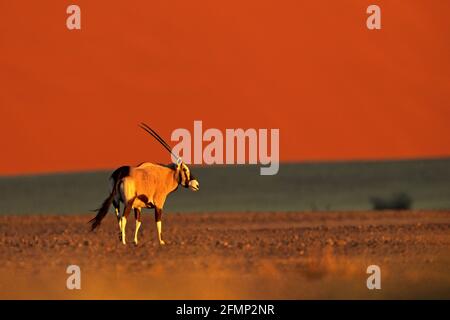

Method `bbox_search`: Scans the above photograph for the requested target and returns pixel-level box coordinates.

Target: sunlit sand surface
[0,211,449,299]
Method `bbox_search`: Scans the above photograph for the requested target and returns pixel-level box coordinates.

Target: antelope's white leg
[155,208,165,245]
[156,221,165,245]
[120,216,127,245]
[134,220,142,245]
[117,208,123,241]
[116,207,122,230]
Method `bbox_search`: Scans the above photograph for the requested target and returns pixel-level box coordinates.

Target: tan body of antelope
[90,124,199,245]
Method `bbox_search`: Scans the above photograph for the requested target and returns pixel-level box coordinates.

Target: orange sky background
[0,1,449,175]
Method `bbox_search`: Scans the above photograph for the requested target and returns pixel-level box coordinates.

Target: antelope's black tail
[89,188,116,231]
[89,166,130,231]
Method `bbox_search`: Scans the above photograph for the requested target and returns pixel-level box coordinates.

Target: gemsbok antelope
[90,123,200,245]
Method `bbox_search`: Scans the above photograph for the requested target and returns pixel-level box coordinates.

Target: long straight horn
[139,123,172,151]
[139,123,181,162]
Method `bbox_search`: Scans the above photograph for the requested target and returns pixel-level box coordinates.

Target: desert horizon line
[1,156,449,178]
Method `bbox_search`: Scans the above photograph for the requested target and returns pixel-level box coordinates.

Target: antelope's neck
[171,168,182,189]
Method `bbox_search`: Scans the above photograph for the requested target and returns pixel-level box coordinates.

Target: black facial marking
[184,170,189,187]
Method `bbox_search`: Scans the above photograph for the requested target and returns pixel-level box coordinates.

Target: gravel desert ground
[0,211,449,299]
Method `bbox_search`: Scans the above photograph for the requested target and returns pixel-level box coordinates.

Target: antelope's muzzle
[189,179,199,191]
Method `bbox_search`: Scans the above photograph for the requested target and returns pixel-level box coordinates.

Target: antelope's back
[130,162,177,197]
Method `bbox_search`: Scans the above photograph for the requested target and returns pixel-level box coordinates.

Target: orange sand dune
[0,1,450,175]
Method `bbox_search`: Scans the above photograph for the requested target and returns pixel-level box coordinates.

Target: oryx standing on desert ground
[90,123,200,245]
